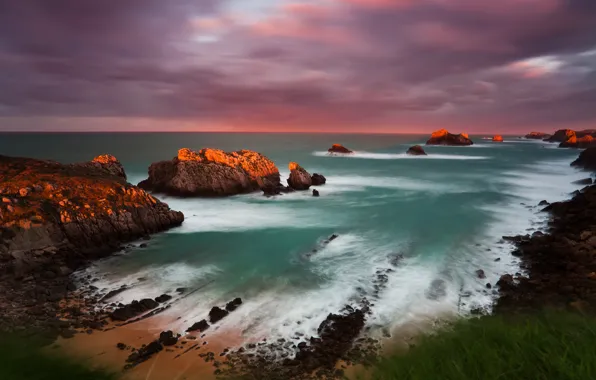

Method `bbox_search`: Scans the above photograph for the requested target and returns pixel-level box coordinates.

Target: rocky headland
[425,129,473,146]
[542,129,596,148]
[0,154,183,339]
[138,148,281,197]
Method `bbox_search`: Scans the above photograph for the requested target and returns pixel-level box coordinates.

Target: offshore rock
[525,132,551,140]
[425,129,473,146]
[327,144,353,154]
[287,162,312,191]
[560,134,596,149]
[138,148,280,197]
[311,173,327,186]
[546,129,577,143]
[406,145,427,155]
[492,135,504,142]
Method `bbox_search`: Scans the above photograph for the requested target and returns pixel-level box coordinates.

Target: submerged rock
[287,162,312,191]
[138,148,281,197]
[406,145,427,155]
[327,144,353,154]
[425,129,473,146]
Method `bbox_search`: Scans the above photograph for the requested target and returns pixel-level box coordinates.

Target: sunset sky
[1,0,596,133]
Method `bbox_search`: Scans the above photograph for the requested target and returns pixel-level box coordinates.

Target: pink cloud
[410,22,515,53]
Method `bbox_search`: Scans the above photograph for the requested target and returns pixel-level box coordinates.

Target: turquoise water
[0,133,589,342]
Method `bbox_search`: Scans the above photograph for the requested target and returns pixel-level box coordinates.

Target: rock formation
[524,132,551,140]
[327,144,353,154]
[492,135,504,142]
[560,134,596,149]
[571,147,596,171]
[546,129,577,143]
[312,189,320,197]
[287,162,312,190]
[425,129,473,146]
[406,145,427,155]
[138,148,281,197]
[311,173,327,186]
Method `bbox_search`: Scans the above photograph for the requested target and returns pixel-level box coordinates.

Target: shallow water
[1,133,590,344]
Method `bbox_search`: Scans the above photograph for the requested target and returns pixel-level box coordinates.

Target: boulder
[158,330,178,346]
[406,145,427,155]
[186,319,209,332]
[425,129,473,146]
[287,162,312,191]
[312,189,320,197]
[225,297,243,312]
[525,132,551,140]
[492,135,504,142]
[138,148,281,197]
[311,173,326,186]
[571,147,596,171]
[208,306,229,324]
[327,144,353,154]
[155,294,172,303]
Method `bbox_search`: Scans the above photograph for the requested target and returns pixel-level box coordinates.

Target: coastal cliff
[0,154,183,336]
[138,148,281,196]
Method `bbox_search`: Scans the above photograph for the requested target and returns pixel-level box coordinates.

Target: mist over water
[1,133,590,345]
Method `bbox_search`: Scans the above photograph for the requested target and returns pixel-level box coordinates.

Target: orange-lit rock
[560,134,596,149]
[524,132,551,140]
[492,135,504,142]
[328,144,353,154]
[547,129,577,143]
[0,154,184,270]
[287,162,312,190]
[139,148,281,197]
[426,129,473,146]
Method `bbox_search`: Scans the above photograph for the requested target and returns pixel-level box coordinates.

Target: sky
[1,0,596,133]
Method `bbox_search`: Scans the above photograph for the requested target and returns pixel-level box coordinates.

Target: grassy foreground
[371,312,596,380]
[0,334,116,380]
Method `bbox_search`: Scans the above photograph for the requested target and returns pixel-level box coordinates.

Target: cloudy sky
[1,0,596,133]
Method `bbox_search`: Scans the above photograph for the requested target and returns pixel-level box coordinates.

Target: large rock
[138,148,281,197]
[406,145,427,155]
[311,173,327,186]
[287,162,312,191]
[546,129,577,143]
[0,154,184,272]
[492,135,504,142]
[525,132,551,140]
[327,144,353,154]
[425,129,473,146]
[571,147,596,171]
[560,135,596,149]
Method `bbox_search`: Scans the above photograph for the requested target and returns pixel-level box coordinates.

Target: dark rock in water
[311,173,326,186]
[476,269,486,279]
[525,132,550,140]
[406,145,427,155]
[187,319,209,332]
[175,287,187,294]
[426,129,473,146]
[328,144,353,154]
[117,342,127,350]
[486,283,492,289]
[126,341,163,365]
[287,162,312,190]
[138,148,281,197]
[110,299,159,321]
[158,331,178,346]
[155,294,172,303]
[209,306,229,324]
[538,200,549,206]
[571,147,596,171]
[312,189,320,197]
[225,298,243,312]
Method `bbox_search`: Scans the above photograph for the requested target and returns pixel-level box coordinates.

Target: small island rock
[287,162,312,191]
[311,173,326,186]
[425,129,473,146]
[328,144,353,154]
[406,145,427,156]
[492,135,504,142]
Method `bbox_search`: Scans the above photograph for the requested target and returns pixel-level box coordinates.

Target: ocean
[0,133,589,345]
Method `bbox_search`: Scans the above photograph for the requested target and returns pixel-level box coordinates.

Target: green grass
[371,312,596,380]
[0,334,117,380]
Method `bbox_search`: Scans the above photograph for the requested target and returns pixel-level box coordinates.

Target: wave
[313,151,489,160]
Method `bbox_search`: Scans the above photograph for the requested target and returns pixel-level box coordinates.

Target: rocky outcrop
[287,162,312,191]
[312,189,320,197]
[0,154,183,336]
[327,144,353,154]
[492,135,504,142]
[571,147,596,171]
[311,173,327,186]
[546,129,577,143]
[560,135,596,149]
[138,148,281,197]
[525,132,551,140]
[425,129,473,146]
[406,145,427,155]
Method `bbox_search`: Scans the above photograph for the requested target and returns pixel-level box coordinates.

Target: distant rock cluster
[425,129,473,146]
